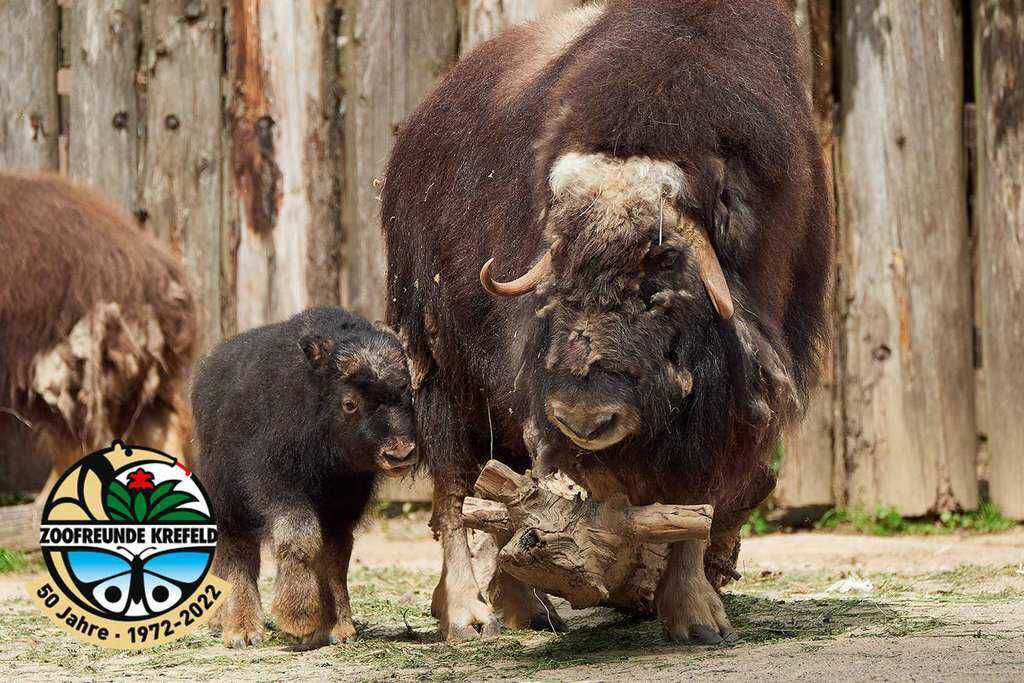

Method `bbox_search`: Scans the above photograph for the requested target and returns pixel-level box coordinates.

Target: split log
[974,1,1024,519]
[463,460,712,613]
[0,0,59,169]
[223,0,342,338]
[341,0,459,320]
[837,1,975,514]
[141,1,224,353]
[68,0,140,211]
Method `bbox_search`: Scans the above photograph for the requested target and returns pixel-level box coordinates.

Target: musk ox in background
[193,307,417,649]
[0,172,196,498]
[383,0,834,643]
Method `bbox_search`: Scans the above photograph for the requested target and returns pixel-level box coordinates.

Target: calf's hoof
[223,627,263,649]
[331,620,358,644]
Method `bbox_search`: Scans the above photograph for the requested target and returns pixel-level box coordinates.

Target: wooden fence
[0,0,1021,519]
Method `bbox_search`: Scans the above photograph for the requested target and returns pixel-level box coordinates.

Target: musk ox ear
[300,334,336,369]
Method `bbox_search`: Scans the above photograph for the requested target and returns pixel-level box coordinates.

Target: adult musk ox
[383,0,834,643]
[0,172,197,497]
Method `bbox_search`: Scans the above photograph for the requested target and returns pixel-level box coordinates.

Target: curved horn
[682,225,735,320]
[480,251,552,298]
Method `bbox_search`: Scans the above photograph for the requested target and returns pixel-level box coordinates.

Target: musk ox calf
[383,0,833,643]
[192,307,417,649]
[0,172,196,496]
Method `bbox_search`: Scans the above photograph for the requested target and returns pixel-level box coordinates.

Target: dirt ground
[1,514,1022,681]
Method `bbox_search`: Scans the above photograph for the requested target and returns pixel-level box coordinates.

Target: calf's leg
[655,539,734,645]
[209,533,263,648]
[270,509,335,650]
[323,527,357,643]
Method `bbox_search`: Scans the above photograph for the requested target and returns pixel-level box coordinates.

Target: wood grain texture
[68,0,140,210]
[0,0,59,169]
[141,1,223,353]
[974,0,1024,519]
[776,0,837,513]
[458,0,580,53]
[225,0,342,334]
[341,0,459,320]
[837,1,976,515]
[466,460,711,614]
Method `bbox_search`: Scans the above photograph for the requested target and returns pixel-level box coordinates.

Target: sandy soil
[1,516,1022,681]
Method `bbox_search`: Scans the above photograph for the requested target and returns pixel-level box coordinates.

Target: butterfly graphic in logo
[64,546,213,619]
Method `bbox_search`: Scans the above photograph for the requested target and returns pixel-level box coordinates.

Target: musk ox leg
[323,526,357,644]
[706,462,778,589]
[469,529,567,632]
[210,532,263,648]
[430,475,502,641]
[270,509,335,650]
[655,539,734,645]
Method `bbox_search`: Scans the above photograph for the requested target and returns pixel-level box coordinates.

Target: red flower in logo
[127,468,155,491]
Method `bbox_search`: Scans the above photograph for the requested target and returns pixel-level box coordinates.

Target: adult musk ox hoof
[689,624,725,645]
[289,627,333,651]
[658,575,734,646]
[442,604,501,641]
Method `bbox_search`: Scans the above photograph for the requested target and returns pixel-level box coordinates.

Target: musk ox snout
[545,395,640,451]
[376,439,417,477]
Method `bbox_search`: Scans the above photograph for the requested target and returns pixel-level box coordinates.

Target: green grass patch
[0,548,30,573]
[815,502,1017,536]
[741,507,776,537]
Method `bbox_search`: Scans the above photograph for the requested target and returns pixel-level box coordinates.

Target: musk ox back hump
[0,172,197,445]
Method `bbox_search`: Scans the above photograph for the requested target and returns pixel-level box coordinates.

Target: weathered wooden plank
[0,503,38,551]
[775,0,837,514]
[341,0,460,321]
[974,0,1024,520]
[140,1,224,353]
[459,0,580,53]
[0,1,60,169]
[68,0,140,210]
[224,0,342,334]
[837,1,976,515]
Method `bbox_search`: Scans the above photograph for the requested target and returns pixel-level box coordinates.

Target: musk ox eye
[342,397,359,414]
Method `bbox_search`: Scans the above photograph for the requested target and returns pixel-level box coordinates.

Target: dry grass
[5,559,1020,681]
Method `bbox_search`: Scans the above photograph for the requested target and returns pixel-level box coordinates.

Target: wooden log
[68,0,141,211]
[837,1,976,515]
[775,0,837,516]
[458,0,580,54]
[224,0,342,335]
[0,0,59,169]
[463,497,514,535]
[341,0,459,320]
[140,1,224,353]
[464,460,712,613]
[974,0,1024,519]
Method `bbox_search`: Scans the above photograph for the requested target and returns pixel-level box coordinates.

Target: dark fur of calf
[0,172,196,493]
[191,307,417,649]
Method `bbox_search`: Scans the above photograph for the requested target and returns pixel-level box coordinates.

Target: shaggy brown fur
[0,172,196,486]
[383,0,833,643]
